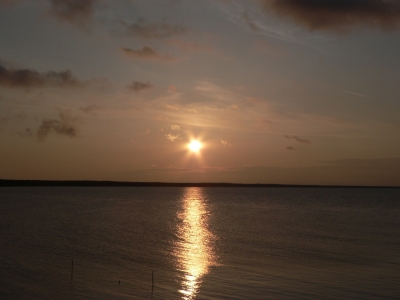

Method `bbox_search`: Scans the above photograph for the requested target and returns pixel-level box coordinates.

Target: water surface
[0,187,399,299]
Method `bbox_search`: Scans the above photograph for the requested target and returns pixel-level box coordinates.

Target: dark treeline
[0,179,398,188]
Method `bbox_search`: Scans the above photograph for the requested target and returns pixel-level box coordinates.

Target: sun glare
[188,140,202,153]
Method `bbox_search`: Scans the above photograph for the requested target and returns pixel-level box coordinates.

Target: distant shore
[0,179,398,188]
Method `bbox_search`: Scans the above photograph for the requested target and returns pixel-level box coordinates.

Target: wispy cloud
[343,90,371,98]
[0,64,83,88]
[171,124,180,130]
[211,0,297,42]
[121,19,186,39]
[194,80,237,105]
[165,133,180,141]
[37,111,80,141]
[242,10,262,32]
[48,0,98,28]
[262,0,400,33]
[285,135,311,144]
[221,139,231,146]
[165,104,180,111]
[127,80,153,92]
[121,46,177,63]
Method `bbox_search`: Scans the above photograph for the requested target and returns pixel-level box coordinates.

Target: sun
[188,140,202,153]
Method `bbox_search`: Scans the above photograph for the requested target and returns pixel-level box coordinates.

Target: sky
[0,0,400,186]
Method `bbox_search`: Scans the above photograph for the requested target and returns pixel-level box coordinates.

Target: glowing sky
[1,0,400,186]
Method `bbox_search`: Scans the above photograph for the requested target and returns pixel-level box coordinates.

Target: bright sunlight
[188,140,202,153]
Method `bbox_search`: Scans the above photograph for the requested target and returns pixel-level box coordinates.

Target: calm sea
[0,187,399,299]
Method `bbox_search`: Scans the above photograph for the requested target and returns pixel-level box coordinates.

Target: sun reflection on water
[175,187,217,299]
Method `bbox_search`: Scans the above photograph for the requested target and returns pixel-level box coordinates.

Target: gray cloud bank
[262,0,400,32]
[0,64,82,88]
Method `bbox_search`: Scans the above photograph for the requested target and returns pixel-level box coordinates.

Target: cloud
[287,146,295,150]
[285,135,311,144]
[242,10,262,32]
[120,46,176,62]
[37,111,80,140]
[194,80,236,104]
[171,124,180,130]
[262,0,400,32]
[0,64,83,88]
[165,133,180,141]
[343,90,371,98]
[213,0,297,42]
[165,104,179,111]
[122,19,186,39]
[221,139,231,146]
[48,0,98,27]
[127,80,153,92]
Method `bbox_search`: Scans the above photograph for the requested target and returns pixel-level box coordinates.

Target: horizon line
[0,179,399,189]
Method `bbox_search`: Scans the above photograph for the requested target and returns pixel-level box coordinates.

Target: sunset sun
[188,140,202,153]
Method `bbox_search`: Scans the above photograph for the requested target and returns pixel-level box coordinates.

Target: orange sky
[0,0,400,186]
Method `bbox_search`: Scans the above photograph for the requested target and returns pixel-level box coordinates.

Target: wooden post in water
[70,259,74,282]
[151,270,154,293]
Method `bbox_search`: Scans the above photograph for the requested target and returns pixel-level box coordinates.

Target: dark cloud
[262,0,400,32]
[122,19,186,39]
[0,64,83,88]
[48,0,98,27]
[127,81,153,92]
[37,111,79,140]
[285,135,311,144]
[120,46,176,62]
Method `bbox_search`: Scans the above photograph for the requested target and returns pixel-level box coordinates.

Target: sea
[0,187,399,299]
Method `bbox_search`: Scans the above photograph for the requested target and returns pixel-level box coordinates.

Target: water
[0,187,399,299]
